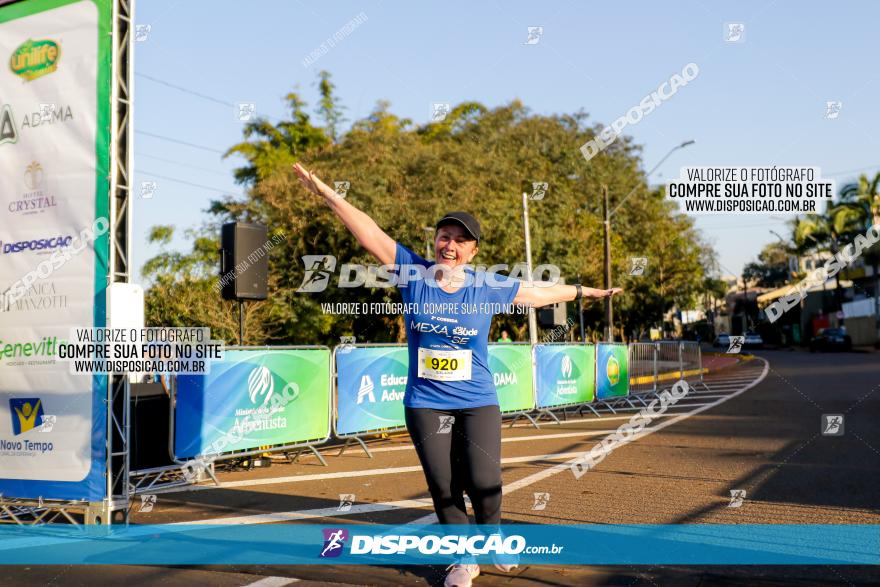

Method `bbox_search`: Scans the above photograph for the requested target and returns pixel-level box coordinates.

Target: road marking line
[156,362,767,526]
[158,451,599,494]
[175,498,434,526]
[410,358,770,524]
[242,577,300,586]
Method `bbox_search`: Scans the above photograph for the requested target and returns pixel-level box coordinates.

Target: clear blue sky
[132,0,880,282]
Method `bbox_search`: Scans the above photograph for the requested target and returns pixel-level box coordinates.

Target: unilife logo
[10,39,60,82]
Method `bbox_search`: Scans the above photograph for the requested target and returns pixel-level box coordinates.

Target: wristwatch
[574,284,583,299]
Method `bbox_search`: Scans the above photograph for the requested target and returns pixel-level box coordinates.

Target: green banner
[535,344,596,407]
[335,346,408,434]
[175,349,331,458]
[488,344,535,413]
[596,343,630,399]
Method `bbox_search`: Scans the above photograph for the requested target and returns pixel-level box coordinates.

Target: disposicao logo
[320,528,348,558]
[1,235,72,254]
[10,39,60,81]
[606,354,620,386]
[10,398,44,435]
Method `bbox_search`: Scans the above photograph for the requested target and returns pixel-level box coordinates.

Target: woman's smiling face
[434,223,478,268]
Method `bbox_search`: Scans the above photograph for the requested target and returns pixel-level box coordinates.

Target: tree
[792,212,835,261]
[222,91,329,188]
[143,73,717,346]
[829,172,880,339]
[743,242,793,288]
[315,70,346,142]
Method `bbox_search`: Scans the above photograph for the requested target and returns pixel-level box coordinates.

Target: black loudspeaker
[130,385,173,470]
[220,222,269,300]
[538,302,568,328]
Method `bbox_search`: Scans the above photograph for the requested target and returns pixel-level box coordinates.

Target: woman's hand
[293,162,337,200]
[514,284,623,308]
[292,162,397,266]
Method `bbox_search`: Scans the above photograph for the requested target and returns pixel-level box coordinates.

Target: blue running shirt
[395,243,521,409]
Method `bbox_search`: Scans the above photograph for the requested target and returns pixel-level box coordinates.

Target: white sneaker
[444,563,480,587]
[490,534,519,572]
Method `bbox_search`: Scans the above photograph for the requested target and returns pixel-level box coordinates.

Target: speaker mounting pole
[238,300,244,345]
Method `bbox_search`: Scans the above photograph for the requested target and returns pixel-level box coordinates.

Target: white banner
[0,0,106,490]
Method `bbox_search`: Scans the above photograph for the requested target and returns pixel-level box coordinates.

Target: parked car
[809,328,853,352]
[744,331,764,349]
[713,332,731,348]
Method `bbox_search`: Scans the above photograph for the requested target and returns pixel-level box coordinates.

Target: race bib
[417,347,473,381]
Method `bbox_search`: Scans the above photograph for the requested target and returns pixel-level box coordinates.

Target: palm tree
[792,212,835,261]
[788,206,840,328]
[829,172,880,341]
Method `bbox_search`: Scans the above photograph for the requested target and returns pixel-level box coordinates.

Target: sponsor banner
[174,349,331,458]
[334,343,535,435]
[0,0,111,500]
[534,344,595,408]
[596,343,629,400]
[335,346,408,435]
[488,343,534,413]
[0,524,875,565]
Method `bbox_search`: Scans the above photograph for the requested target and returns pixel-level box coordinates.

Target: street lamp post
[603,184,613,341]
[423,227,434,261]
[522,192,538,345]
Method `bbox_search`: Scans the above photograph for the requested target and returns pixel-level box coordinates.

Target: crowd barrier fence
[131,341,709,493]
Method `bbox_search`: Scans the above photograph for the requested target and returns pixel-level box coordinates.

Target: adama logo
[10,39,60,81]
[493,371,517,386]
[0,102,17,146]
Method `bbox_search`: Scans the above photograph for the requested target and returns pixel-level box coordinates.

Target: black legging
[404,404,502,524]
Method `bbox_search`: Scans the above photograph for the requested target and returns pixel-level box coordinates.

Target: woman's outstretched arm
[293,163,397,266]
[514,282,622,308]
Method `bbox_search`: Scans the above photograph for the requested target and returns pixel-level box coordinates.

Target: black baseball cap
[436,211,481,242]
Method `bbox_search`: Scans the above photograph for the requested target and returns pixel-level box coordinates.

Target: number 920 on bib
[417,347,473,381]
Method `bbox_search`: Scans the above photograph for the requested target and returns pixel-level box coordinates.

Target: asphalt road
[3,347,878,586]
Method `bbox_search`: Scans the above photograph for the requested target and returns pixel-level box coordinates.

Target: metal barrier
[489,342,540,428]
[332,343,540,454]
[595,342,634,410]
[680,341,709,390]
[332,343,409,458]
[655,341,682,391]
[130,345,333,495]
[628,342,657,402]
[128,340,710,494]
[533,343,597,424]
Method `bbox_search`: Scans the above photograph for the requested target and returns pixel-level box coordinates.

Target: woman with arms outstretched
[293,162,621,587]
